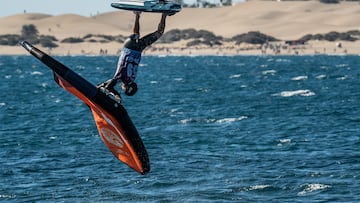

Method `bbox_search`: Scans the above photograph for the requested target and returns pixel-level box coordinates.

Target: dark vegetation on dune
[1,24,359,48]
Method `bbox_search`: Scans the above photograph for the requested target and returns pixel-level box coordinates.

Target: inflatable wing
[20,41,150,175]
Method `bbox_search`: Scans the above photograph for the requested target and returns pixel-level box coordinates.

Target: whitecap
[0,102,5,107]
[298,183,331,196]
[205,118,217,123]
[174,78,183,82]
[170,108,179,113]
[277,139,291,146]
[0,194,16,198]
[316,74,326,79]
[179,118,193,124]
[179,118,192,124]
[178,116,247,125]
[216,116,248,124]
[247,185,271,191]
[272,90,315,97]
[280,138,291,143]
[336,76,348,80]
[169,108,183,117]
[179,118,214,124]
[150,81,158,84]
[262,70,276,75]
[229,74,241,79]
[291,76,308,81]
[40,83,49,88]
[31,71,43,76]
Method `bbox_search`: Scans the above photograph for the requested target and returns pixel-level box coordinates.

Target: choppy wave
[336,76,348,80]
[215,116,248,124]
[262,70,276,75]
[179,116,248,124]
[174,78,184,82]
[277,139,292,146]
[1,55,359,202]
[291,76,308,81]
[30,71,44,76]
[0,194,16,199]
[272,89,315,97]
[298,184,331,196]
[247,185,272,191]
[316,74,327,79]
[229,74,241,79]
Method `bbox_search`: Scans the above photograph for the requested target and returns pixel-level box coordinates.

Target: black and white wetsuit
[112,28,164,85]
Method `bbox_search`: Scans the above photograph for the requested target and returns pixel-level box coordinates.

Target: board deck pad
[111,0,182,13]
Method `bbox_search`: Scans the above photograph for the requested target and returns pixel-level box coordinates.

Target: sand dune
[2,1,359,39]
[0,1,359,55]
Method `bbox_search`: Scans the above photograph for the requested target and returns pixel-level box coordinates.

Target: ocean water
[0,54,359,202]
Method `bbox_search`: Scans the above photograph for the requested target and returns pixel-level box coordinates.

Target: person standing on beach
[98,11,172,98]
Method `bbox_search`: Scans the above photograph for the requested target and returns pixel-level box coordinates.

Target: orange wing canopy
[21,41,150,175]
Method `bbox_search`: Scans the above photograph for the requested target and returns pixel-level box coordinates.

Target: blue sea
[0,54,359,202]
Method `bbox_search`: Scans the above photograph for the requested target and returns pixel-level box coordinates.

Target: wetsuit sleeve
[137,14,166,51]
[137,31,163,51]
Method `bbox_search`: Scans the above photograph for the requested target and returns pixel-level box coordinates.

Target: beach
[0,1,359,55]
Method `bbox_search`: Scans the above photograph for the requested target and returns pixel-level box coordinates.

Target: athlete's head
[122,82,138,96]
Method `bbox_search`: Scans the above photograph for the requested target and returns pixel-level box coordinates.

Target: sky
[0,0,119,17]
[0,0,229,17]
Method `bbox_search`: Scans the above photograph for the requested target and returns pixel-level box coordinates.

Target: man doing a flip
[99,11,173,99]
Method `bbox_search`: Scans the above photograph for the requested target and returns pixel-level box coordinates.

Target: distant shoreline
[1,28,359,56]
[1,40,359,56]
[1,1,359,56]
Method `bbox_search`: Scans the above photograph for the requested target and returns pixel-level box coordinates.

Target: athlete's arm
[138,13,167,50]
[133,12,140,35]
